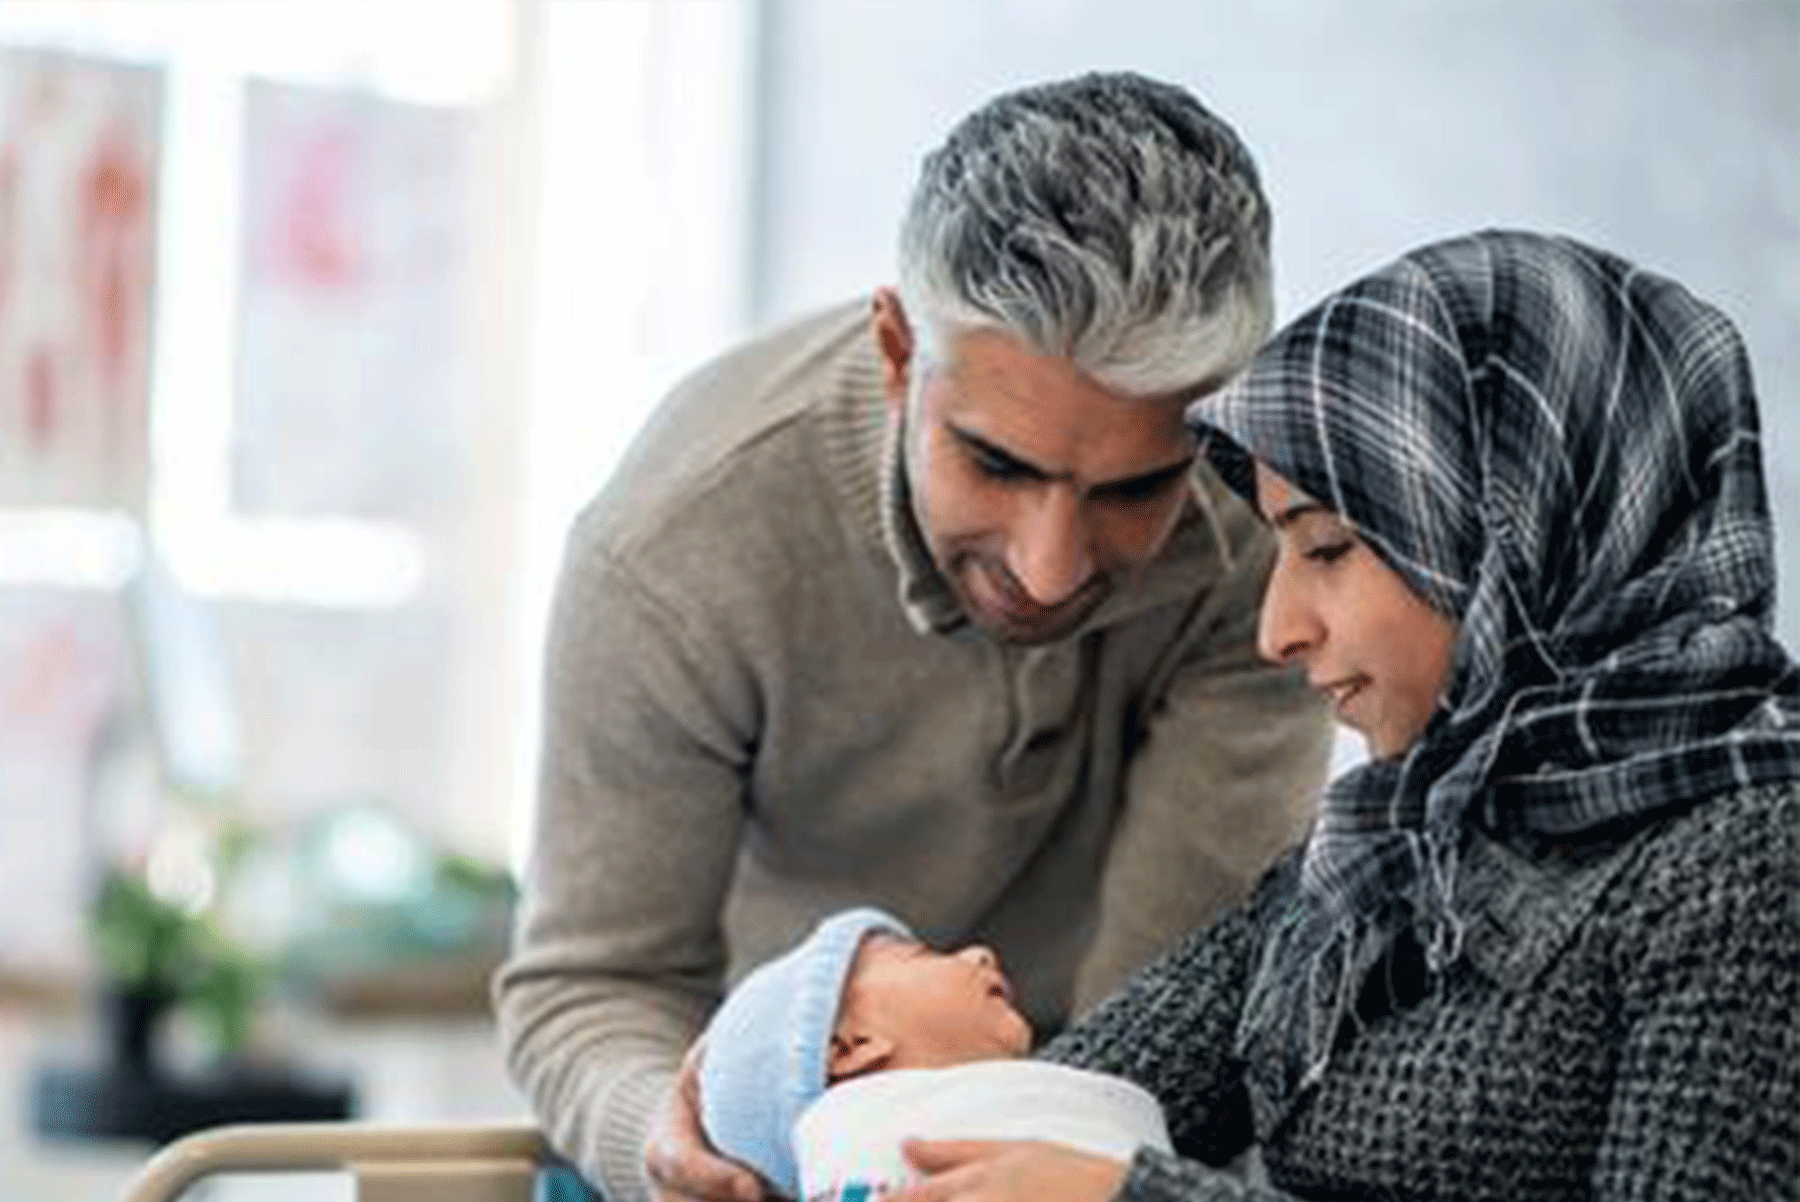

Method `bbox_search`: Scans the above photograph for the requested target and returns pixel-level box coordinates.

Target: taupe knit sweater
[494,302,1332,1201]
[1043,782,1800,1200]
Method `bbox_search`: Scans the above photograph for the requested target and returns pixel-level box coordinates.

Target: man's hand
[643,1040,767,1202]
[891,1139,1130,1202]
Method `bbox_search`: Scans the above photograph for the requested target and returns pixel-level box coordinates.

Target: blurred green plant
[89,866,265,1065]
[279,806,516,986]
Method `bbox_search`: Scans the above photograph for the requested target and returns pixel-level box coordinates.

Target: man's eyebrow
[947,424,1051,480]
[949,423,1193,494]
[1088,457,1195,499]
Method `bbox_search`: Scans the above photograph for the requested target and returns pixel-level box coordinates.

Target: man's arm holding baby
[645,1043,766,1202]
[495,538,757,1202]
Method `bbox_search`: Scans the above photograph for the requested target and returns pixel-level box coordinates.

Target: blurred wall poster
[0,48,161,510]
[0,589,133,975]
[233,79,475,524]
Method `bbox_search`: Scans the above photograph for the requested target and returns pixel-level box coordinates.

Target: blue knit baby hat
[699,906,913,1197]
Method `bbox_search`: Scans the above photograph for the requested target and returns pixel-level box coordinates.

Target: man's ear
[870,287,914,416]
[827,1028,896,1083]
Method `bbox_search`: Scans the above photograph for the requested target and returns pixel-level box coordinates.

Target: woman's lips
[1317,676,1368,722]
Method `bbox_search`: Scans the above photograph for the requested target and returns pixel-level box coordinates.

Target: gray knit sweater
[1043,782,1800,1200]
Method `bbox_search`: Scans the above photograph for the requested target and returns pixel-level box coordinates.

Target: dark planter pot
[101,981,176,1077]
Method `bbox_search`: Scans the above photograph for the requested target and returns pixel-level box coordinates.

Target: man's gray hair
[897,71,1273,397]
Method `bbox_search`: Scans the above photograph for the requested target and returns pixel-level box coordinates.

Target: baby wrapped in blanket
[699,908,1170,1201]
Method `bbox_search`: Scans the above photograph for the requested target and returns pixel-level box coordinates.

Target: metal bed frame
[119,1121,561,1202]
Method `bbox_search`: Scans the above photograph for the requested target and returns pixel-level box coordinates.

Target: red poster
[233,79,473,523]
[0,48,160,509]
[0,588,132,974]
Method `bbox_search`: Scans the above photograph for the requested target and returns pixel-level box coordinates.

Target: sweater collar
[880,416,970,635]
[818,320,964,635]
[1454,820,1656,989]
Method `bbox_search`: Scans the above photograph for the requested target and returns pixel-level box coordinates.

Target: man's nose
[1257,558,1317,665]
[1007,487,1095,606]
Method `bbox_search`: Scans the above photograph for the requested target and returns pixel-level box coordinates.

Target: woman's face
[1254,463,1458,761]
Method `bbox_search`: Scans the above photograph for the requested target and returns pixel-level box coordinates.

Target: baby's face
[829,934,1033,1079]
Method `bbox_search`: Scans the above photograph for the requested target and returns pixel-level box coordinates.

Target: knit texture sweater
[1042,782,1800,1200]
[493,302,1332,1202]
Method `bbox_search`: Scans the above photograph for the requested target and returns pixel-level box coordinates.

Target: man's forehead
[916,329,1205,478]
[933,329,1227,404]
[932,378,1195,464]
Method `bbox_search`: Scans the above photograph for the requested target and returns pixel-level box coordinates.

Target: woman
[892,230,1799,1200]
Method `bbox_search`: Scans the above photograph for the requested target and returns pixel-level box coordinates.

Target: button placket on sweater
[994,637,1095,801]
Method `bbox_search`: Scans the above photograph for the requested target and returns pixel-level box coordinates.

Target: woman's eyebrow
[1269,501,1330,530]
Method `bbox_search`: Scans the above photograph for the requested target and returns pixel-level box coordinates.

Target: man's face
[874,296,1202,645]
[829,935,1033,1081]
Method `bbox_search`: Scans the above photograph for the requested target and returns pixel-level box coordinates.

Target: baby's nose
[957,944,999,971]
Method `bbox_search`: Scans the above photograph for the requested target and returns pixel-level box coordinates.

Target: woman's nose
[1257,557,1317,666]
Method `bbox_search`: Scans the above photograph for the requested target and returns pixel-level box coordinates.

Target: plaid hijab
[1190,230,1800,1131]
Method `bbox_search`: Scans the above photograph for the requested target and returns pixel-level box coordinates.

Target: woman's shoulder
[1514,778,1799,895]
[1461,781,1796,990]
[1633,780,1799,889]
[1600,780,1800,951]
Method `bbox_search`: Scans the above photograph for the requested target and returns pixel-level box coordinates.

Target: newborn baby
[699,908,1171,1201]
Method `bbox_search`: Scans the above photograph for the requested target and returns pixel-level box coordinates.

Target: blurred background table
[2,997,528,1202]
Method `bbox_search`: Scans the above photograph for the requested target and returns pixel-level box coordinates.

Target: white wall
[749,0,1800,645]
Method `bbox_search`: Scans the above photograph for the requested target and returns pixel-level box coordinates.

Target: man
[495,71,1331,1202]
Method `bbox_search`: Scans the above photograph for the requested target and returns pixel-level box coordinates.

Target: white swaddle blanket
[793,1059,1171,1202]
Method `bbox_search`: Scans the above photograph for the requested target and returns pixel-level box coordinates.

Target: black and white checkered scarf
[1190,230,1800,1132]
